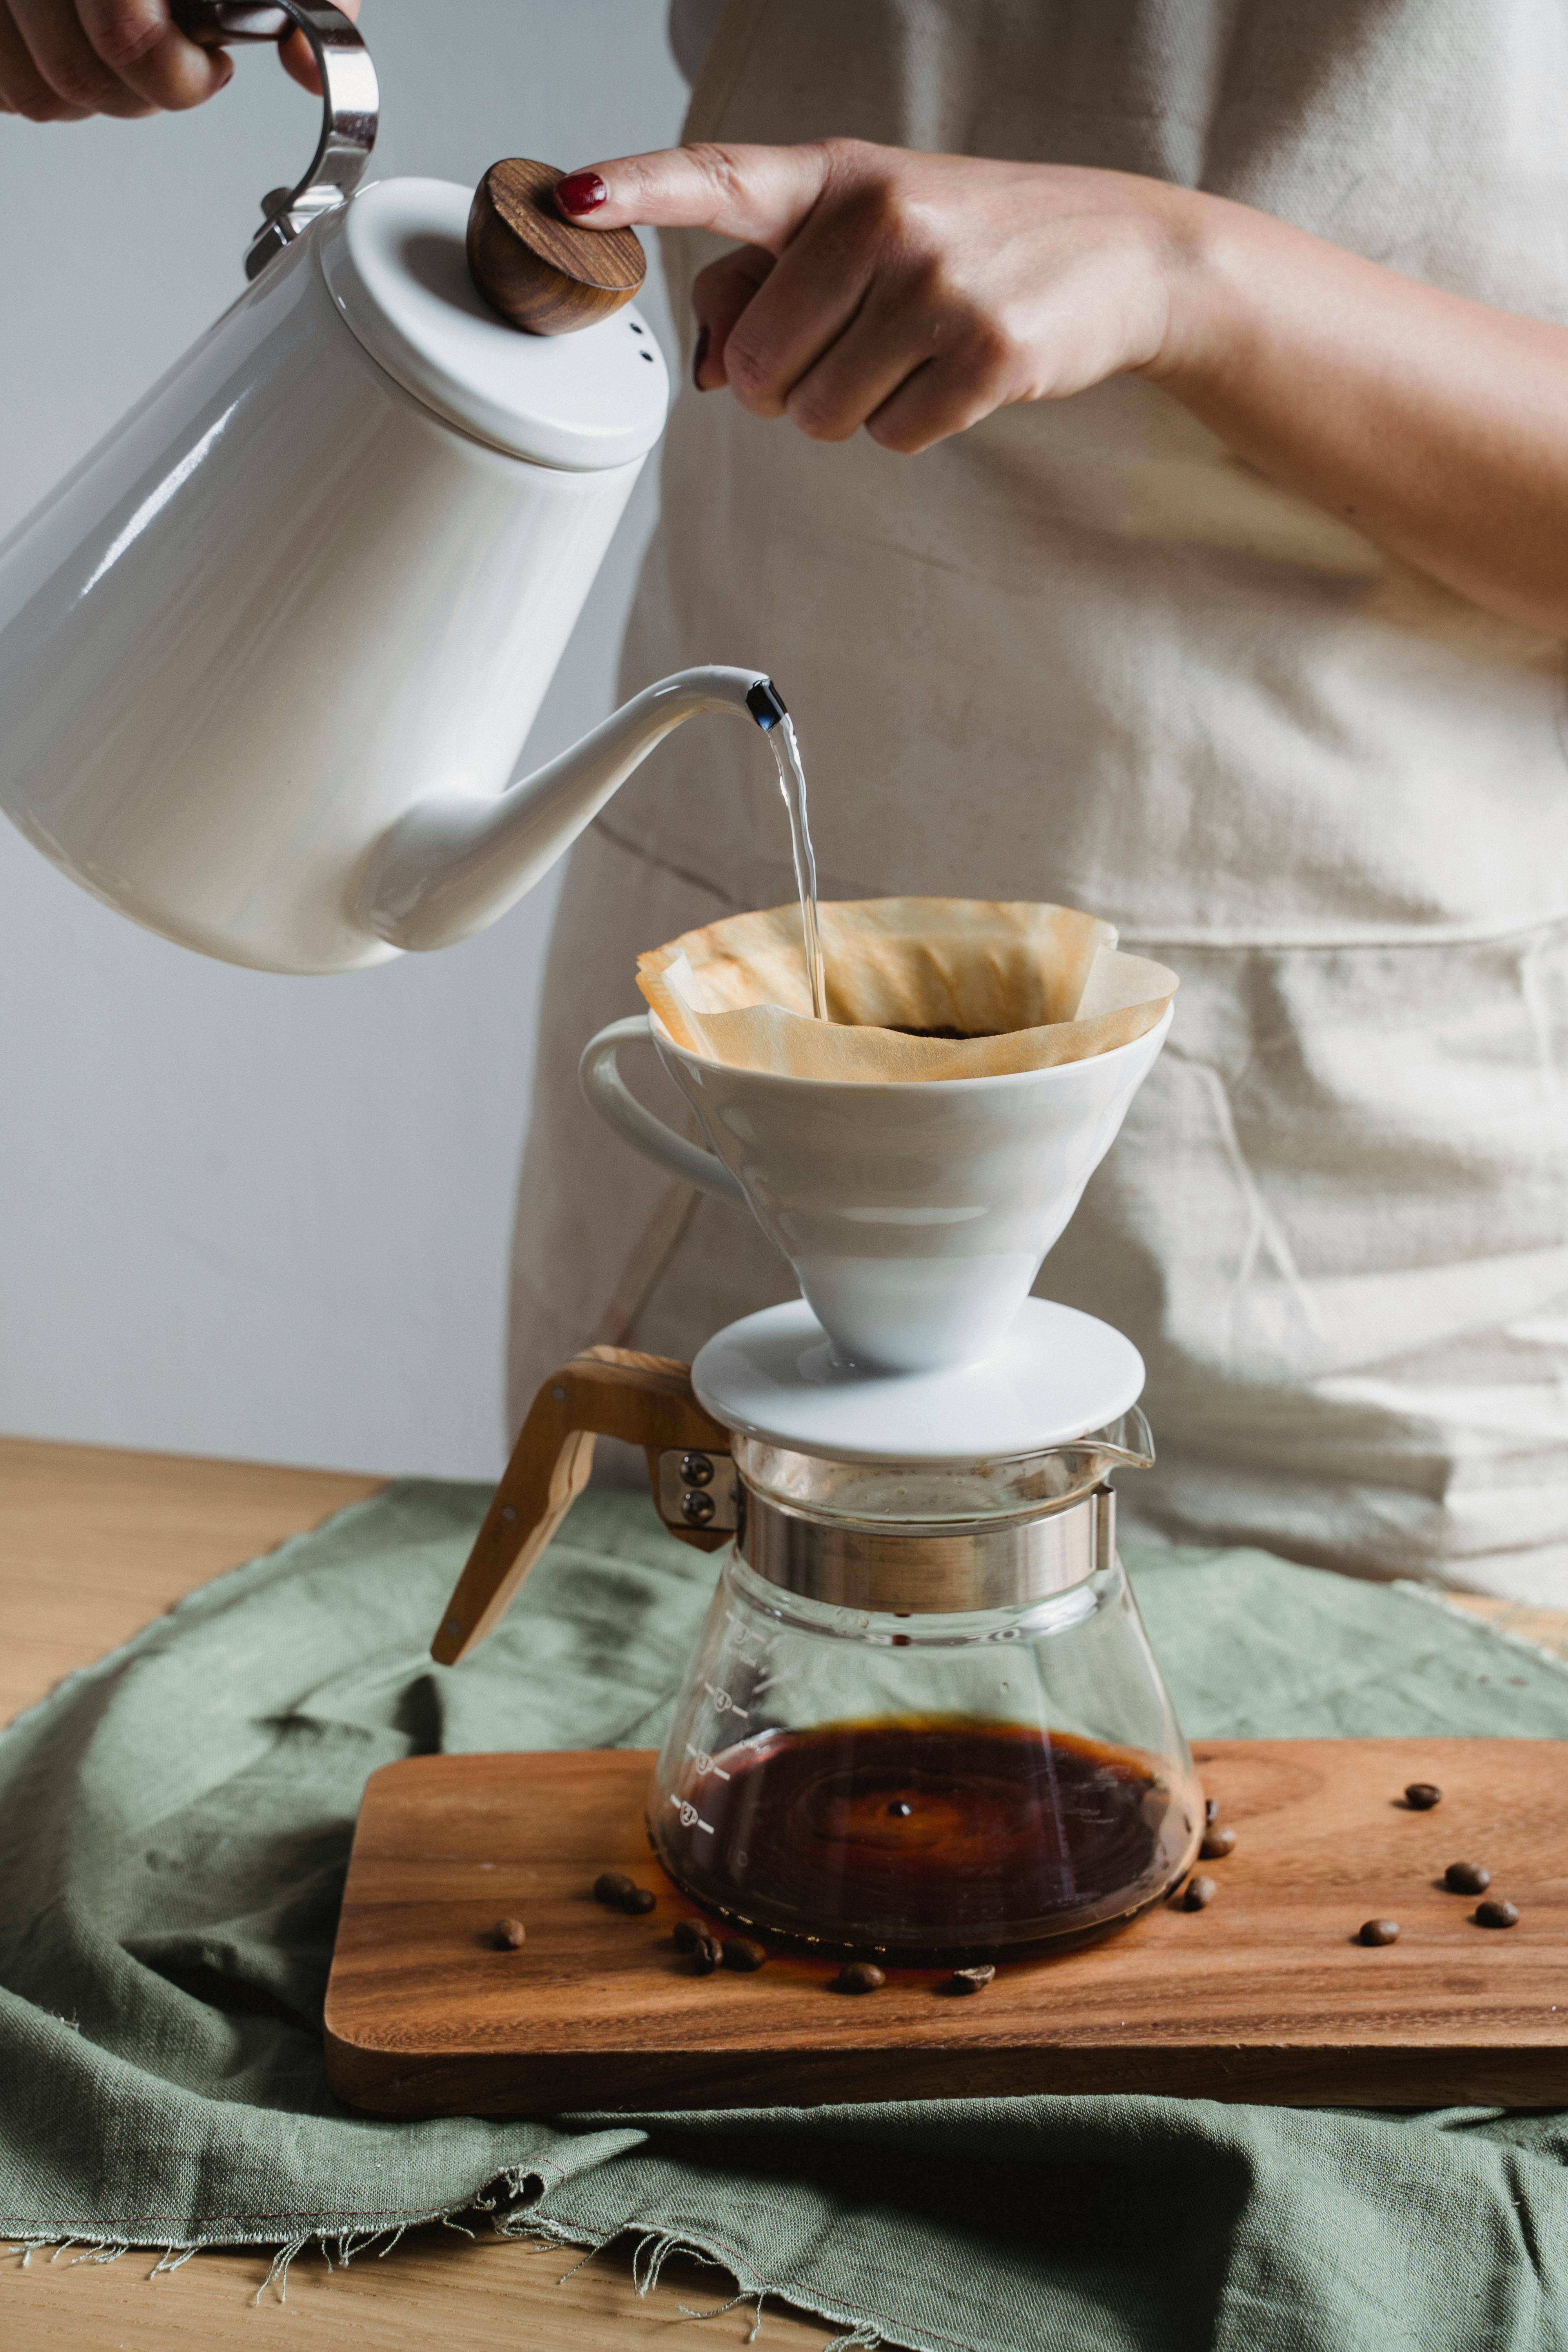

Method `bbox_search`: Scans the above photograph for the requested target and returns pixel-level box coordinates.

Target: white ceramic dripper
[580,1004,1172,1376]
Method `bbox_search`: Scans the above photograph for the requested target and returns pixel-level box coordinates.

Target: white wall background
[0,4,687,1477]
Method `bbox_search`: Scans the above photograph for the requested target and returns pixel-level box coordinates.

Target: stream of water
[767,711,828,1020]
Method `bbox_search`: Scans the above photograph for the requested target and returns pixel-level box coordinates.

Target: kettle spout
[359,666,789,953]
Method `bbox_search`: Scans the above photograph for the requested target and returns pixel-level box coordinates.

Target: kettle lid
[318,178,669,471]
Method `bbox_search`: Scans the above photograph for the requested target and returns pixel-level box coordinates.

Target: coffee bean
[1357,1918,1399,1946]
[1205,1797,1218,1827]
[688,1929,723,1975]
[1404,1782,1442,1811]
[949,1965,996,1994]
[593,1871,635,1908]
[623,1885,657,1915]
[492,1916,526,1950]
[835,1961,886,1993]
[721,1936,767,1973]
[672,1918,704,1953]
[1474,1898,1519,1929]
[1179,1875,1218,1911]
[1445,1861,1490,1895]
[1200,1825,1238,1860]
[887,1800,913,1818]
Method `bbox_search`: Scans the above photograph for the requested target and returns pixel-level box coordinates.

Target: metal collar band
[740,1484,1115,1614]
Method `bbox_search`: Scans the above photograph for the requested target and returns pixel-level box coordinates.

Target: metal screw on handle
[171,0,378,279]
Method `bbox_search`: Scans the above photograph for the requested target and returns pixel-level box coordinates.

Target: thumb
[554,141,835,255]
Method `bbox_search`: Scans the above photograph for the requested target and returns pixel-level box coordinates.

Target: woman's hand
[558,136,1568,636]
[557,139,1191,457]
[0,0,357,120]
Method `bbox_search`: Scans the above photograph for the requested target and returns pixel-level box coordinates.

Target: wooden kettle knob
[466,158,646,336]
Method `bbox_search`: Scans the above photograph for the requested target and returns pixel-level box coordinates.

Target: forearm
[554,136,1568,634]
[1151,191,1568,636]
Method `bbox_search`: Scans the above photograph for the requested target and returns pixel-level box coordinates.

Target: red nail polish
[691,325,710,388]
[555,171,608,216]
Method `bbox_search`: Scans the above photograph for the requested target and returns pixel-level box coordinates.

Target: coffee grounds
[885,1025,1002,1039]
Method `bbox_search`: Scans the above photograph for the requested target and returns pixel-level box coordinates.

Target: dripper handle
[579,1018,745,1203]
[430,1346,734,1665]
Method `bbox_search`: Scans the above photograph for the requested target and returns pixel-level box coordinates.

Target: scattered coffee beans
[1404,1782,1443,1811]
[835,1962,886,1993]
[492,1917,526,1950]
[949,1965,996,1995]
[593,1870,657,1915]
[1180,1875,1218,1911]
[1200,1825,1238,1860]
[1357,1919,1399,1946]
[672,1918,704,1953]
[1205,1797,1218,1827]
[688,1929,724,1975]
[722,1938,767,1973]
[1474,1898,1519,1930]
[1445,1861,1491,1895]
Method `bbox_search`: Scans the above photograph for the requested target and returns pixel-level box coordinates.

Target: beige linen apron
[510,0,1568,1603]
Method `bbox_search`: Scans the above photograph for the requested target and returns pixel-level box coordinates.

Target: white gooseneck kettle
[0,0,787,975]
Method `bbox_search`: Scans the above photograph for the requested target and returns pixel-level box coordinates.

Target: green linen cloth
[4,1479,1568,2351]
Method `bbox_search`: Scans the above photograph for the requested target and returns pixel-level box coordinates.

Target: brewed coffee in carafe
[650,1430,1201,1962]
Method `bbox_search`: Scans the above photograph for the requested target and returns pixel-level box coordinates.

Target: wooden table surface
[0,1435,826,2351]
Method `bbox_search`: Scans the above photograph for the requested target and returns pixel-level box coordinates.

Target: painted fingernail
[555,170,608,216]
[691,324,710,389]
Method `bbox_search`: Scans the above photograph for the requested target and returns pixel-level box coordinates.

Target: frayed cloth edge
[5,2189,964,2349]
[519,2210,954,2352]
[1,2164,552,2303]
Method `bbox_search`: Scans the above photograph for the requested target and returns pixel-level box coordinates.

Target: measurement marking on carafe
[686,1742,732,1780]
[669,1795,716,1835]
[702,1680,749,1718]
[724,1610,777,1655]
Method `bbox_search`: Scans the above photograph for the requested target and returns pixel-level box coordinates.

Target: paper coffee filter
[637,898,1178,1080]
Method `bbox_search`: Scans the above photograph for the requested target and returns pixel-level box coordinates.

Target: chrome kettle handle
[171,0,378,279]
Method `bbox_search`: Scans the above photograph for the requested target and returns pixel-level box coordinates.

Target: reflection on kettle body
[0,178,780,975]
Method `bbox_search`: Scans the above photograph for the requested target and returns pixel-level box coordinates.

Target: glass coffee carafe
[648,1414,1201,1963]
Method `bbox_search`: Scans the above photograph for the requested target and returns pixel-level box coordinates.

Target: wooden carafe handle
[430,1347,732,1664]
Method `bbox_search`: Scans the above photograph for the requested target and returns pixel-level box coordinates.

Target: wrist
[1133,183,1256,394]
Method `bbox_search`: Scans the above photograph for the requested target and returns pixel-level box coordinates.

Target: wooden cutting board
[323,1739,1568,2113]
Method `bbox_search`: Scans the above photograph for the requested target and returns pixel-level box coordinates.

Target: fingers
[865,357,1005,457]
[710,178,910,420]
[5,0,149,114]
[555,138,841,256]
[690,247,772,389]
[281,0,358,95]
[779,287,939,443]
[0,5,90,112]
[1,0,230,116]
[78,0,230,108]
[279,23,312,89]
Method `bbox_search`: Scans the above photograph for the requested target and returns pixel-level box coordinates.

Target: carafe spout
[358,666,786,953]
